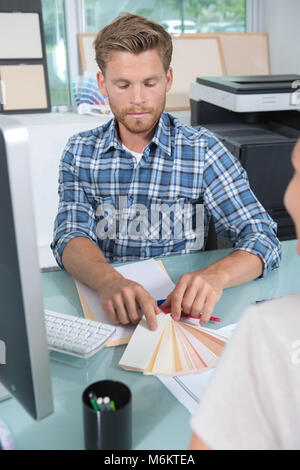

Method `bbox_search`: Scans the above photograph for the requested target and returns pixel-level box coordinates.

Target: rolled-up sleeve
[203,135,281,277]
[51,138,98,269]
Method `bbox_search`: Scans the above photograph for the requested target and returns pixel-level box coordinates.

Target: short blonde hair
[94,13,173,75]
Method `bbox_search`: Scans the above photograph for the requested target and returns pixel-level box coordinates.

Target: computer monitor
[0,116,53,420]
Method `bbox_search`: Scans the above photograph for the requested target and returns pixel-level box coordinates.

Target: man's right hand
[61,237,160,330]
[98,276,160,330]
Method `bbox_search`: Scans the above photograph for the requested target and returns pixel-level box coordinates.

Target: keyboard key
[44,310,116,358]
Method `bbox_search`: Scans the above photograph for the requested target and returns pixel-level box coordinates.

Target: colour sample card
[0,12,43,59]
[0,65,48,111]
[119,313,227,376]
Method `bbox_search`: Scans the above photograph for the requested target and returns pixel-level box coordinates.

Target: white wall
[259,0,300,75]
[12,113,109,252]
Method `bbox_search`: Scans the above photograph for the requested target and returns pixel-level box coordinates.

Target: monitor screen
[0,116,53,421]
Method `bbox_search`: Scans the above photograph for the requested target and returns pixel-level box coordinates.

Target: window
[41,0,71,106]
[85,0,247,34]
[40,0,248,107]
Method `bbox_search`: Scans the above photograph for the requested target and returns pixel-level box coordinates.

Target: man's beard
[108,97,166,135]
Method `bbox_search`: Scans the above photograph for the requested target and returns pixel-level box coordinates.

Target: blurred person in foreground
[190,139,300,450]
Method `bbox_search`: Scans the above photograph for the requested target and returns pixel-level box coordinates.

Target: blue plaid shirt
[51,112,281,276]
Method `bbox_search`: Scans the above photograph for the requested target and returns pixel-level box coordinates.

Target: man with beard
[51,14,281,330]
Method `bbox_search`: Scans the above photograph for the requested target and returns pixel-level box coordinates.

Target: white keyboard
[45,310,116,359]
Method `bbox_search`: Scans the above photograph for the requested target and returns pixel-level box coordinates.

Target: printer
[191,74,300,113]
[190,75,300,242]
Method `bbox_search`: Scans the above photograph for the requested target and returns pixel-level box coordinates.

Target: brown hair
[94,13,173,75]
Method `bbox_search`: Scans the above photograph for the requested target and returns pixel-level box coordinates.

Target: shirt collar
[101,112,172,157]
[101,118,123,153]
[151,112,172,158]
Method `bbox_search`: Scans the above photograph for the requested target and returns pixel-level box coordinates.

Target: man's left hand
[160,270,223,326]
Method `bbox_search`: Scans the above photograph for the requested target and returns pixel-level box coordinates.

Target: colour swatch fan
[72,72,111,116]
[119,313,227,376]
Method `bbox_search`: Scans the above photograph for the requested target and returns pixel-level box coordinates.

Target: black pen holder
[82,380,132,450]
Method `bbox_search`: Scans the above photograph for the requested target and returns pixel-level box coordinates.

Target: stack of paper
[119,313,227,376]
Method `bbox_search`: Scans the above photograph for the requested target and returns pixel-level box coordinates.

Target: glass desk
[0,240,299,450]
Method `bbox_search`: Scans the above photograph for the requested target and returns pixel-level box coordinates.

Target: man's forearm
[61,237,122,292]
[202,249,264,289]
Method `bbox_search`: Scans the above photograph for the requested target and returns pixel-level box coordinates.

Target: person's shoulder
[164,112,217,146]
[250,293,300,317]
[243,292,300,339]
[60,119,114,165]
[65,118,113,150]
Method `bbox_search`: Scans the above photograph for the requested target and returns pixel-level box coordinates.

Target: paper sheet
[158,323,237,414]
[76,258,176,346]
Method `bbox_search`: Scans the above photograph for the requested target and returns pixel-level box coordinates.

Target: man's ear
[97,71,107,96]
[166,67,173,93]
